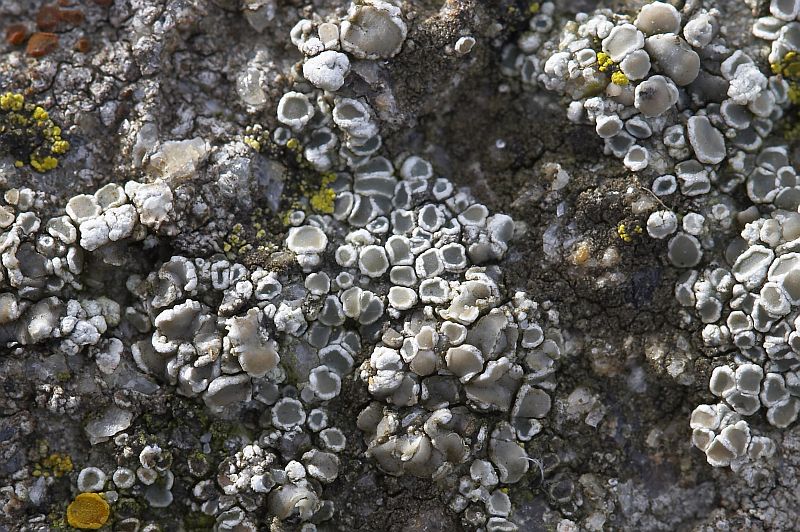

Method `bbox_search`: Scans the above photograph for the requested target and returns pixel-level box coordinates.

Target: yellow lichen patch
[310,186,336,214]
[785,114,800,140]
[789,83,800,106]
[236,124,339,256]
[0,92,70,172]
[34,452,74,478]
[221,223,254,260]
[31,154,58,172]
[278,171,339,223]
[610,71,629,86]
[772,51,800,78]
[770,51,800,105]
[0,92,24,111]
[280,209,294,227]
[244,137,261,151]
[528,2,540,15]
[596,52,614,72]
[617,223,642,243]
[32,106,49,121]
[66,493,110,530]
[243,123,270,154]
[223,206,283,260]
[51,139,70,154]
[308,172,337,214]
[774,51,800,138]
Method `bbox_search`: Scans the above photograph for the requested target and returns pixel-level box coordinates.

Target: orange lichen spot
[26,32,59,58]
[37,4,85,31]
[66,493,110,530]
[571,241,592,266]
[75,37,91,53]
[36,5,61,32]
[59,9,85,26]
[5,24,29,46]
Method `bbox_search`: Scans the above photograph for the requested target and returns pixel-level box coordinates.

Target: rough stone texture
[0,0,799,531]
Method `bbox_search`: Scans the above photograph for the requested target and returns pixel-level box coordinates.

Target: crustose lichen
[0,91,70,172]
